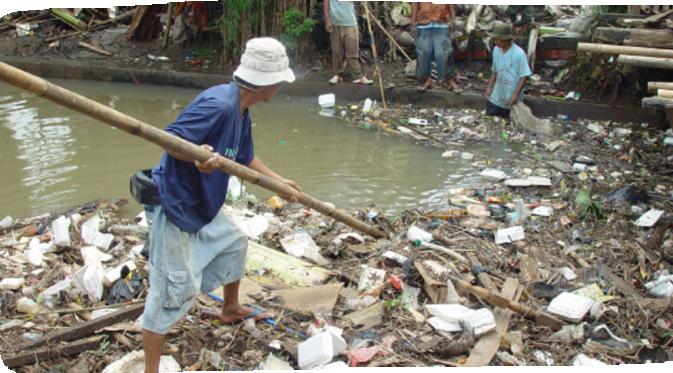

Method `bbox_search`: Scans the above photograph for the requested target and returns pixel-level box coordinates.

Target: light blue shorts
[140,205,248,335]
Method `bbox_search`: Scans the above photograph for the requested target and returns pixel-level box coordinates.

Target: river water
[0,79,513,219]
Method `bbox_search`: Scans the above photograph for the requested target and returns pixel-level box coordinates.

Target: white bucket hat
[233,37,295,87]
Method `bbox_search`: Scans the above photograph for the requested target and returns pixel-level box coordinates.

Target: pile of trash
[1,101,673,369]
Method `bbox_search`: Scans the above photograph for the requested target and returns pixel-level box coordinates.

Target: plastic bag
[569,5,601,40]
[510,102,557,137]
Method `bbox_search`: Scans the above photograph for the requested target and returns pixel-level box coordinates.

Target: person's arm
[248,156,301,199]
[324,0,332,32]
[509,76,528,106]
[411,3,418,28]
[486,73,496,98]
[448,5,455,20]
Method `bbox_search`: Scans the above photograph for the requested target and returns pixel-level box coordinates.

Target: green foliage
[282,7,317,39]
[219,0,254,45]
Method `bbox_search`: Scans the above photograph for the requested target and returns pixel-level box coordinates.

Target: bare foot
[201,305,272,325]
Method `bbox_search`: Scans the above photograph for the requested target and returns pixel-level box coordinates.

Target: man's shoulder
[511,44,527,58]
[193,84,237,112]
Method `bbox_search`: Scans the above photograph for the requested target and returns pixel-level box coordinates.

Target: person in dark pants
[411,3,462,93]
[485,22,532,119]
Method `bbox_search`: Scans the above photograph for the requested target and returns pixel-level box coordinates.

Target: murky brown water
[0,79,513,220]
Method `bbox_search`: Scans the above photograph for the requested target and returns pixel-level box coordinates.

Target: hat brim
[233,65,296,86]
[488,32,514,40]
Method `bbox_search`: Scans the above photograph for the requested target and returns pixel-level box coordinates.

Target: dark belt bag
[130,169,160,206]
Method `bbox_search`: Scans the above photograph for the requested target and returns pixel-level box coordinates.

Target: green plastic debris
[575,187,604,219]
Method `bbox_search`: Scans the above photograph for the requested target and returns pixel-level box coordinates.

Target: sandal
[201,304,272,325]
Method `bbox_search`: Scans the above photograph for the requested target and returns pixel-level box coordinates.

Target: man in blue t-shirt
[141,38,298,373]
[485,22,532,118]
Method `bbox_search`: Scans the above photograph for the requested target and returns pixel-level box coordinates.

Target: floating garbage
[480,169,508,180]
[0,277,25,291]
[298,331,347,369]
[318,93,336,108]
[495,226,525,244]
[644,271,673,298]
[280,232,330,266]
[408,118,428,126]
[547,292,594,323]
[407,226,433,243]
[16,297,39,314]
[426,304,496,336]
[52,215,71,246]
[635,209,664,228]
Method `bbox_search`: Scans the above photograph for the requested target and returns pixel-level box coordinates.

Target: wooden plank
[270,283,343,315]
[658,89,673,99]
[5,336,102,368]
[594,27,673,49]
[21,303,144,350]
[467,253,495,290]
[464,278,521,367]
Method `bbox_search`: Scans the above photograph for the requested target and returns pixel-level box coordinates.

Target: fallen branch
[44,9,135,43]
[5,336,102,368]
[78,41,112,57]
[422,241,469,263]
[20,303,144,350]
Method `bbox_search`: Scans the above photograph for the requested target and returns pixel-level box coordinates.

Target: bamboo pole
[368,12,413,64]
[50,8,86,31]
[362,3,387,109]
[0,61,386,239]
[659,89,673,99]
[648,82,673,92]
[452,278,564,331]
[578,42,673,59]
[617,55,673,70]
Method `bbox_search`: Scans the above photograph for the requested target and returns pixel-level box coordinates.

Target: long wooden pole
[453,278,564,331]
[368,12,413,63]
[648,82,673,92]
[362,3,387,109]
[0,61,386,239]
[659,89,673,99]
[578,42,673,59]
[617,55,673,70]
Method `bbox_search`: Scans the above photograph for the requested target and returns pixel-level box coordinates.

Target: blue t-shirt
[329,0,357,27]
[152,83,255,233]
[489,44,532,109]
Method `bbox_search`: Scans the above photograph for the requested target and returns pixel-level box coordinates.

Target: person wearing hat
[485,21,532,118]
[141,37,299,373]
[324,0,373,85]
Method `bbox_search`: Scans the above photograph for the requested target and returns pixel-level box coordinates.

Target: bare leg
[143,329,165,373]
[201,280,272,324]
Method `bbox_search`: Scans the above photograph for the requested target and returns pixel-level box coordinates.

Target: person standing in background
[324,0,373,85]
[411,2,462,93]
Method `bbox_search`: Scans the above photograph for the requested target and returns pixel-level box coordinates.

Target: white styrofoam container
[480,169,508,181]
[635,209,664,228]
[52,215,71,246]
[547,292,594,323]
[318,94,336,108]
[495,226,525,244]
[298,331,347,370]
